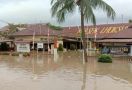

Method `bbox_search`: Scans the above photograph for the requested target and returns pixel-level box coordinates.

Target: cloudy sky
[0,0,132,27]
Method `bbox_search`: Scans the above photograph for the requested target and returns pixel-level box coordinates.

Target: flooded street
[0,52,132,90]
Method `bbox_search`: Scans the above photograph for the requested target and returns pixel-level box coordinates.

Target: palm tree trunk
[80,2,88,63]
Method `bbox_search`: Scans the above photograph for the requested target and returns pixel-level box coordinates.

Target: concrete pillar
[51,44,54,54]
[129,45,132,56]
[54,48,58,63]
[89,41,92,49]
[54,37,58,55]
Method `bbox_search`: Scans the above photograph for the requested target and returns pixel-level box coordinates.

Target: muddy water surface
[0,52,132,90]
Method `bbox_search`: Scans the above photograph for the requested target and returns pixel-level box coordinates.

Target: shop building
[3,23,132,55]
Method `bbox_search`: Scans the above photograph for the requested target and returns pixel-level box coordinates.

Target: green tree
[47,23,63,30]
[51,0,115,62]
[129,19,132,23]
[2,24,24,38]
[8,24,19,34]
[57,43,64,51]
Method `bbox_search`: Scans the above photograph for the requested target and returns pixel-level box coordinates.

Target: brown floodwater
[0,52,132,90]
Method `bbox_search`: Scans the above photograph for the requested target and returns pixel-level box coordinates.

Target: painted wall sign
[109,46,130,54]
[77,26,128,35]
[17,43,30,52]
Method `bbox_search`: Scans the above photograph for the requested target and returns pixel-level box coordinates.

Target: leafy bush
[98,54,112,63]
[23,52,30,57]
[57,43,63,51]
[11,52,30,57]
[129,19,132,23]
[0,52,10,55]
[11,52,19,56]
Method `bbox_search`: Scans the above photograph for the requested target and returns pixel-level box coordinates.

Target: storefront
[96,39,132,56]
[9,23,132,53]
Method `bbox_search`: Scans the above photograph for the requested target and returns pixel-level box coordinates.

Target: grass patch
[11,52,19,56]
[23,53,30,57]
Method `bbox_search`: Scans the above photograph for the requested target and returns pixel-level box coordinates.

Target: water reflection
[32,53,38,80]
[81,64,87,90]
[0,52,132,90]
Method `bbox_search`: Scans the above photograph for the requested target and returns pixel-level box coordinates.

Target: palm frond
[51,0,116,23]
[91,0,116,20]
[51,0,76,22]
[83,0,96,25]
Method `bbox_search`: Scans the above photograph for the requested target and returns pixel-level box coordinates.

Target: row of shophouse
[0,23,132,55]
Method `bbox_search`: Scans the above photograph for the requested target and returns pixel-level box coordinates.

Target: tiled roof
[106,26,132,39]
[11,23,132,39]
[0,26,9,32]
[62,23,131,38]
[12,24,62,36]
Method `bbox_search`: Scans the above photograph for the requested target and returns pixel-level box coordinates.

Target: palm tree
[51,0,116,62]
[129,19,132,23]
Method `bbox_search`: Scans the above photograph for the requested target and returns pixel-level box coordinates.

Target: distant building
[1,23,132,55]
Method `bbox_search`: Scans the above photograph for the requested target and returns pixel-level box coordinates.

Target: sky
[0,0,132,27]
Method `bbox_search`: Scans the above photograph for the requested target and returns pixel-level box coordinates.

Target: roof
[105,26,132,39]
[12,24,62,36]
[96,39,132,43]
[0,26,9,32]
[11,23,132,39]
[62,23,131,38]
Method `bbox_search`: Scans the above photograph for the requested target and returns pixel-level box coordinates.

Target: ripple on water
[85,74,132,90]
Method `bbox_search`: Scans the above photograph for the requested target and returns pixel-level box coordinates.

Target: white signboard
[37,43,43,49]
[17,43,30,52]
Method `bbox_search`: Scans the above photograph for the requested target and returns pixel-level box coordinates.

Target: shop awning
[0,40,13,43]
[96,39,132,43]
[63,38,79,42]
[15,40,31,44]
[34,41,54,43]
